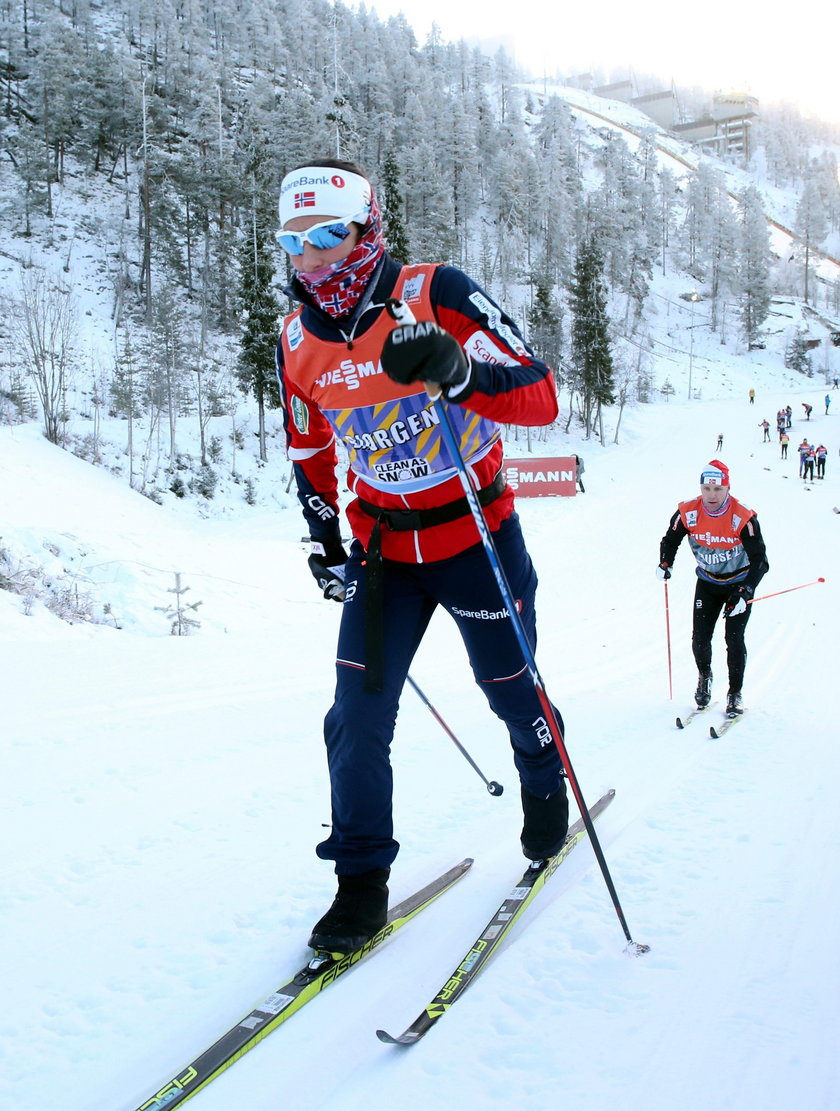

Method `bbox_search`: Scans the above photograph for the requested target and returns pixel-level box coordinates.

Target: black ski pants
[691,577,752,694]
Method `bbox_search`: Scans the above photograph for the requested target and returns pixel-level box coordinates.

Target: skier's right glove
[381,323,471,394]
[308,539,349,602]
[655,561,672,581]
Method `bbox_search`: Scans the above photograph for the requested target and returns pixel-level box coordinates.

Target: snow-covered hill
[2,366,838,1110]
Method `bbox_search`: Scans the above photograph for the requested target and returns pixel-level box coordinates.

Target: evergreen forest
[2,0,840,482]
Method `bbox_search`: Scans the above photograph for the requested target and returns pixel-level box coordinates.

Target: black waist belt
[357,471,506,533]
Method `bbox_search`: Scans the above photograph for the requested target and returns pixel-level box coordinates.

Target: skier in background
[825,394,831,415]
[574,454,586,492]
[656,460,768,717]
[816,444,827,479]
[798,438,811,476]
[275,158,568,955]
[803,402,813,420]
[780,431,789,459]
[758,421,769,443]
[803,444,816,482]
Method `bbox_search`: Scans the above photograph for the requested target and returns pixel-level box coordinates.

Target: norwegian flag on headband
[294,191,316,209]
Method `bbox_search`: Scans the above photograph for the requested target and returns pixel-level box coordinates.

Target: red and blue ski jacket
[275,253,558,563]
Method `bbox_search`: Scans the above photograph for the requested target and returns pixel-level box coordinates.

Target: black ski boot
[520,783,569,861]
[308,867,390,954]
[726,689,744,716]
[694,668,713,709]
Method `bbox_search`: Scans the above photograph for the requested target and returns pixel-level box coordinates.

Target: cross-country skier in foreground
[275,159,567,954]
[657,460,769,717]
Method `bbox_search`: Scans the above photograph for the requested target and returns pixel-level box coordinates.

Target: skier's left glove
[724,584,753,618]
[381,323,472,395]
[308,539,348,602]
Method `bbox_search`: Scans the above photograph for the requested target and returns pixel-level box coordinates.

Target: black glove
[308,539,348,602]
[724,584,753,618]
[655,561,671,581]
[381,322,470,391]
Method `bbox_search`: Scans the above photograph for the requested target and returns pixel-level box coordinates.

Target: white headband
[700,469,727,485]
[278,167,372,227]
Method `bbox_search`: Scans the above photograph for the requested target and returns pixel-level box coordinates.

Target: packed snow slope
[2,372,838,1111]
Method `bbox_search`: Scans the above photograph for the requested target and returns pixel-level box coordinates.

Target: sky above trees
[365,0,840,125]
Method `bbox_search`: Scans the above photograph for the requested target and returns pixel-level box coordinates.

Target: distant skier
[825,394,831,415]
[656,460,768,717]
[803,402,813,420]
[780,431,789,459]
[716,432,725,450]
[758,421,770,443]
[574,454,586,493]
[798,438,811,476]
[803,444,816,482]
[816,444,827,479]
[749,389,755,405]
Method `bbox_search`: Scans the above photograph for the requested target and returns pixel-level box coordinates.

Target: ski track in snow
[2,379,839,1111]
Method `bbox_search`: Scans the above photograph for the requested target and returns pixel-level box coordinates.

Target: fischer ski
[376,790,615,1047]
[675,703,716,729]
[710,711,746,739]
[133,858,472,1110]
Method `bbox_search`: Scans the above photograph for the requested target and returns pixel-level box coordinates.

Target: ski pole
[748,577,825,604]
[664,581,673,700]
[428,390,648,956]
[325,563,504,796]
[406,674,504,796]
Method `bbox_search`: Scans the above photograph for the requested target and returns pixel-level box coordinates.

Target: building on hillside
[592,79,635,104]
[630,89,678,130]
[674,94,759,159]
[591,78,759,160]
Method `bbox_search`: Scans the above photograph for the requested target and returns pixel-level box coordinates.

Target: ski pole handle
[384,299,442,399]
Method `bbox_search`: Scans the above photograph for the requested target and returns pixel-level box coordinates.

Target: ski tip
[376,1028,416,1046]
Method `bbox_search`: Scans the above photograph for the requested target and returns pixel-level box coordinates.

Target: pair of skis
[133,790,614,1109]
[675,702,745,738]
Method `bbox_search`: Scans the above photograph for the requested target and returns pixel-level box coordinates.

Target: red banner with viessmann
[504,457,578,497]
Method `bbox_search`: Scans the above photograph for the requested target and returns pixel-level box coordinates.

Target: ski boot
[308,867,390,954]
[520,782,569,861]
[694,668,713,709]
[725,690,744,717]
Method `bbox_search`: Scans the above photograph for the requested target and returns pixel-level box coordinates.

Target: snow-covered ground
[2,366,838,1111]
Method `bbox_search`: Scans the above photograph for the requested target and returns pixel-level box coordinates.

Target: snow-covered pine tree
[737,186,772,349]
[236,144,281,463]
[380,149,410,264]
[569,233,615,443]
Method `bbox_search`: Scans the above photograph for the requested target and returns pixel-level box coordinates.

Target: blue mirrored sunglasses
[275,210,369,255]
